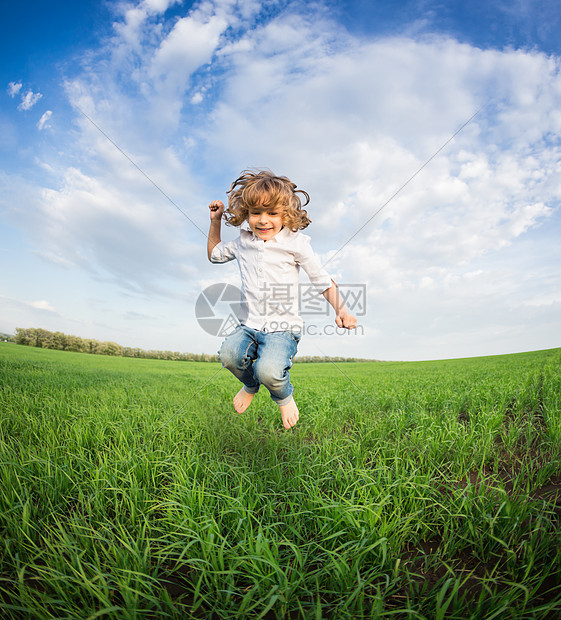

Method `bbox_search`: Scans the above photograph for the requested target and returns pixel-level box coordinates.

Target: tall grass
[1,343,560,618]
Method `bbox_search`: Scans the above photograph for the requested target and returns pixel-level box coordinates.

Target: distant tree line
[10,327,376,363]
[295,355,376,363]
[13,328,218,362]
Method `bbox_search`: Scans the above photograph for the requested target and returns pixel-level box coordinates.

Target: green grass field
[1,342,560,619]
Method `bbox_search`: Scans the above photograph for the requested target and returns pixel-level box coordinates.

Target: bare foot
[279,398,299,429]
[233,387,255,413]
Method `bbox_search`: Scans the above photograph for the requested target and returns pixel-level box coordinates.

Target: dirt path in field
[395,472,561,610]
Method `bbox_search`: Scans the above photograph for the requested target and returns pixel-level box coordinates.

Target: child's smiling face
[248,205,285,241]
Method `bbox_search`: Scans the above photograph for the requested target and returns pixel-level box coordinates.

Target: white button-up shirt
[210,227,332,333]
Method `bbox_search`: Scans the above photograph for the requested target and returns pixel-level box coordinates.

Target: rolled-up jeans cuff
[243,385,259,395]
[273,393,294,406]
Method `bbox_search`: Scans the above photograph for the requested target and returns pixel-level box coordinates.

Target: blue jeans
[218,326,301,406]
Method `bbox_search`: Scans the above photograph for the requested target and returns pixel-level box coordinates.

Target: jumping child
[207,169,357,429]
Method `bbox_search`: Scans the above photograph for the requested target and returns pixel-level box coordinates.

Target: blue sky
[1,0,561,361]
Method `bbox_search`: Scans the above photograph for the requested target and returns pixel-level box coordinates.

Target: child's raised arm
[208,200,225,261]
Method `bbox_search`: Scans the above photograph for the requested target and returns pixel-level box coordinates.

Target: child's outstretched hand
[336,311,357,330]
[209,200,225,220]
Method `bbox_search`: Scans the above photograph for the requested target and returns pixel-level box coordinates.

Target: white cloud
[15,8,561,270]
[30,300,57,312]
[37,110,53,130]
[18,90,43,111]
[12,165,202,296]
[111,0,181,51]
[204,29,561,260]
[148,11,228,92]
[7,82,22,97]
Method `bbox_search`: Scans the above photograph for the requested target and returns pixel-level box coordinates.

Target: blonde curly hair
[224,169,311,231]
